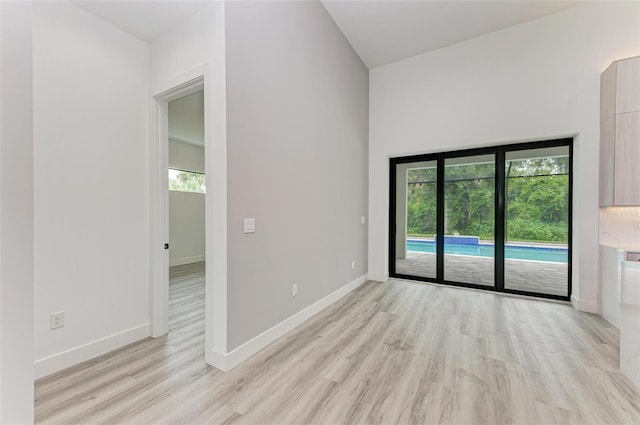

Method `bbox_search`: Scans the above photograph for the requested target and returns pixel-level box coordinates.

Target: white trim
[169,134,204,148]
[208,274,368,372]
[34,324,149,380]
[149,94,170,338]
[368,272,389,282]
[149,59,228,369]
[571,294,598,313]
[151,66,208,102]
[579,298,599,313]
[208,5,229,358]
[170,256,206,267]
[571,294,579,310]
[206,350,229,371]
[150,69,207,339]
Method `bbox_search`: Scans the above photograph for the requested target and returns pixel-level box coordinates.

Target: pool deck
[395,251,568,296]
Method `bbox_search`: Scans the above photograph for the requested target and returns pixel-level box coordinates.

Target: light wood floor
[169,261,206,279]
[35,272,640,424]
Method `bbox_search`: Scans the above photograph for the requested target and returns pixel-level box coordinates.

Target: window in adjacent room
[168,168,206,193]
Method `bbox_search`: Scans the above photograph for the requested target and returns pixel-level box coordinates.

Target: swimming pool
[406,239,568,263]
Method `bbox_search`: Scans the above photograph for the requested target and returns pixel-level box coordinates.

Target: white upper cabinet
[600,56,640,207]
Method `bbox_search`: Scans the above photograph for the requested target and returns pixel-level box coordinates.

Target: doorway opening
[150,67,227,370]
[389,138,572,301]
[150,75,207,344]
[167,89,206,343]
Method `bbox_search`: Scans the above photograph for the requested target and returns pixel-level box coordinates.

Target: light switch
[244,218,256,234]
[361,216,366,224]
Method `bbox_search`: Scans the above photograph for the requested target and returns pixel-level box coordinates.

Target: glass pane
[504,146,569,296]
[395,160,437,278]
[168,168,206,193]
[444,155,495,285]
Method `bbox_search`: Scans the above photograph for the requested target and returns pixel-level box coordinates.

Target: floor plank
[35,271,640,424]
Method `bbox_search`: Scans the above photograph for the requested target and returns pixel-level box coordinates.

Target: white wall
[0,1,34,422]
[225,1,369,351]
[33,1,150,378]
[169,191,205,266]
[169,90,204,145]
[151,0,228,362]
[168,139,204,172]
[169,141,205,267]
[369,1,640,311]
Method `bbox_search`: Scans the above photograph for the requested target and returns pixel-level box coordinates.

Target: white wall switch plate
[292,283,298,297]
[351,261,355,270]
[361,216,366,224]
[244,218,256,233]
[50,311,65,330]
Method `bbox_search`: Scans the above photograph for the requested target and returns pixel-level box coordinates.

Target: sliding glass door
[394,160,438,279]
[504,146,570,297]
[443,154,495,286]
[389,139,572,301]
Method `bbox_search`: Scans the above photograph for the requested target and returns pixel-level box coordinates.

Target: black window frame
[388,138,573,302]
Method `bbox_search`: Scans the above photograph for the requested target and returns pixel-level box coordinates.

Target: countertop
[600,243,640,252]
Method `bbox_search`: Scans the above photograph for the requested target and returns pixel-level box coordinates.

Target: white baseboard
[34,323,149,380]
[206,349,229,371]
[367,272,388,282]
[571,294,579,310]
[207,274,368,372]
[571,294,598,313]
[170,255,205,267]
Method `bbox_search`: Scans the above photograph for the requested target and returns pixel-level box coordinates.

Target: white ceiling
[71,0,584,68]
[71,1,210,42]
[321,0,584,69]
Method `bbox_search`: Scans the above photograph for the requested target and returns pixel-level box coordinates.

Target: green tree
[406,167,437,236]
[169,170,206,193]
[404,156,569,243]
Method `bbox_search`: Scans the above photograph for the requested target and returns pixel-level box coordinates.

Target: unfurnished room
[0,1,640,424]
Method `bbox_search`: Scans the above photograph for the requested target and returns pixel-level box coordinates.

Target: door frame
[389,138,572,301]
[149,64,228,368]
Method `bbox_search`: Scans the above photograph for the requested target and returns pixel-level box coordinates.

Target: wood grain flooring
[35,272,640,424]
[169,261,205,279]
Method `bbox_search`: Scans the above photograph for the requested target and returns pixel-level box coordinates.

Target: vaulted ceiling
[72,0,585,68]
[321,0,584,68]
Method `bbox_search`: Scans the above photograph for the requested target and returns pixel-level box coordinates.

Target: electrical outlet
[50,311,65,330]
[351,261,355,270]
[292,283,298,297]
[244,218,256,234]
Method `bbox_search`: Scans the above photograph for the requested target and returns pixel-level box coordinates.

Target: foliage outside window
[407,167,437,237]
[168,169,206,193]
[444,161,496,241]
[505,157,568,243]
[406,156,569,244]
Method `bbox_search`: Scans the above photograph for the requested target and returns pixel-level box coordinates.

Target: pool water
[406,240,567,263]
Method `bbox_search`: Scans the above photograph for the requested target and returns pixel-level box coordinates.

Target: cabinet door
[600,62,617,206]
[600,115,615,206]
[602,62,617,120]
[614,112,640,205]
[620,261,640,390]
[616,57,640,114]
[600,245,622,328]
